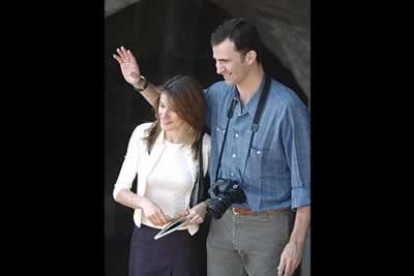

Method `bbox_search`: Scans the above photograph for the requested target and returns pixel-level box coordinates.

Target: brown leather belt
[232,207,291,216]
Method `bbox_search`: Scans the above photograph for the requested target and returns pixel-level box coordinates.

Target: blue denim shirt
[205,74,310,211]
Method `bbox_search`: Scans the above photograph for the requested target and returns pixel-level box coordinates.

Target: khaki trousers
[207,208,296,276]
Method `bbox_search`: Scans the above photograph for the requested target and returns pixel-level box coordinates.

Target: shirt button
[232,154,236,158]
[231,173,234,176]
[257,151,261,155]
[235,133,239,138]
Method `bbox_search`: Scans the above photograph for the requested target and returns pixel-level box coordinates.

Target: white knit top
[113,123,210,236]
[142,140,193,229]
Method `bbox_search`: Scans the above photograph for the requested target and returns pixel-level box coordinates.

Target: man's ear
[245,50,257,65]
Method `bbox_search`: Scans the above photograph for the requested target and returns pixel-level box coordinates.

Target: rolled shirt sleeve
[281,102,311,209]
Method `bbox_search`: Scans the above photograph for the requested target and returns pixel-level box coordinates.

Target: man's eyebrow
[213,57,230,62]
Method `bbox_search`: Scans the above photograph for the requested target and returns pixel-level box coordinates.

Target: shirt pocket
[244,147,287,181]
[214,123,227,153]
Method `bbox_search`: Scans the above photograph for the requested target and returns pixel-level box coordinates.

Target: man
[114,17,310,276]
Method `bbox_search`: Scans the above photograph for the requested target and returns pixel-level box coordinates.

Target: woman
[112,74,210,276]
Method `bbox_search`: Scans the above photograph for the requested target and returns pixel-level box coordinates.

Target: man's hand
[277,241,304,276]
[113,46,142,87]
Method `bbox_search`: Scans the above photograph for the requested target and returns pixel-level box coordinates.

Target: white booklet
[153,216,190,240]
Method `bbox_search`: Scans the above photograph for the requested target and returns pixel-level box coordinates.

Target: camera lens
[206,196,231,219]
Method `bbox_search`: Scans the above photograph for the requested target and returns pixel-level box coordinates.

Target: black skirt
[129,223,208,276]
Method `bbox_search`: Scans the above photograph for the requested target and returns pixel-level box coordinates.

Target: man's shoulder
[206,81,232,94]
[269,79,307,110]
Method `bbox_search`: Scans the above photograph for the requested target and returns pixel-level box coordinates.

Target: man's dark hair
[211,17,263,64]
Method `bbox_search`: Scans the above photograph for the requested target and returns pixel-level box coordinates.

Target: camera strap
[214,98,237,181]
[247,74,271,149]
[214,74,271,181]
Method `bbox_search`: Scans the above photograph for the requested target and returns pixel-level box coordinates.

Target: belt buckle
[232,207,240,215]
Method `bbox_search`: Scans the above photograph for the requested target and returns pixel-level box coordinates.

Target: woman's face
[158,94,185,133]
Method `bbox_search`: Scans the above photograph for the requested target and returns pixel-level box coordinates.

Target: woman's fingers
[186,213,204,225]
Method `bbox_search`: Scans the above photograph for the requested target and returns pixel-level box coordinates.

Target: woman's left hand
[182,201,207,225]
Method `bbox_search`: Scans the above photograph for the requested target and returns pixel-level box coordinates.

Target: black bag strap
[189,131,210,208]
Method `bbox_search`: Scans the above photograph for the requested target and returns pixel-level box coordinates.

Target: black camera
[206,179,246,219]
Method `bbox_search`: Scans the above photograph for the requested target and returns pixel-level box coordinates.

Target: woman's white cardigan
[113,122,210,235]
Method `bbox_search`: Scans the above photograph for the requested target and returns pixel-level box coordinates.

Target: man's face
[212,38,249,86]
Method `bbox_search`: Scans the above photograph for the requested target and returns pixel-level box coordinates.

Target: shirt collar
[232,73,266,116]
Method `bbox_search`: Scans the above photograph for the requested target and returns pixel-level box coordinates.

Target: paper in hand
[153,215,190,240]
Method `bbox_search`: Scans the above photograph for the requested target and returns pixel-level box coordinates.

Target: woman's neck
[164,130,185,144]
